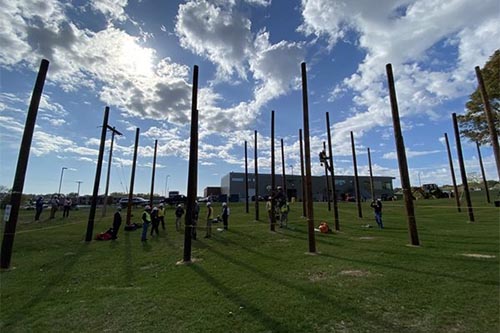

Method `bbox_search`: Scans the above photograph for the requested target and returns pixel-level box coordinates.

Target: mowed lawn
[1,193,498,333]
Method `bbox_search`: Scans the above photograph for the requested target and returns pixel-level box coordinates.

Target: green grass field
[1,194,499,332]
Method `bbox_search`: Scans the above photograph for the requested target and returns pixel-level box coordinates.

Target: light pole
[164,174,170,197]
[58,167,67,195]
[289,164,294,176]
[75,181,83,204]
[418,172,422,187]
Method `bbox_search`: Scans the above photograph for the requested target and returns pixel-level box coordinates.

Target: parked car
[119,197,148,207]
[163,194,187,206]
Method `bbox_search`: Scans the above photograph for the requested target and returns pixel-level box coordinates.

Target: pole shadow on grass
[1,243,89,330]
[209,234,292,263]
[319,252,498,287]
[202,244,402,331]
[122,231,134,285]
[188,264,291,333]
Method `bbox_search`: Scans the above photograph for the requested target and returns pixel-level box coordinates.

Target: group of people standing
[34,195,72,221]
[266,186,289,228]
[136,201,229,242]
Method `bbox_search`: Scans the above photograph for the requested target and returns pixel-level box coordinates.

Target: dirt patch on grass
[175,257,203,265]
[339,270,370,277]
[461,253,496,259]
[308,271,329,282]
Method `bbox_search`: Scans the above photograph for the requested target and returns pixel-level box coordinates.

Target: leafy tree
[458,49,500,144]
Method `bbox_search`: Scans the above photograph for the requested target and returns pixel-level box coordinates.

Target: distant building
[221,172,395,202]
[203,186,221,197]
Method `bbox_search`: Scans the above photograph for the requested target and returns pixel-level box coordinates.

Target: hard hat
[145,205,151,210]
[222,202,227,206]
[207,202,211,206]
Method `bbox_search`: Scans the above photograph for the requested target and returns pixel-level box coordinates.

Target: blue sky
[0,0,498,196]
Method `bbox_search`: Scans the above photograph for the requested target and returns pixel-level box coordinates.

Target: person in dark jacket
[150,207,160,237]
[175,204,184,232]
[35,196,44,221]
[62,198,72,218]
[370,199,384,229]
[111,207,122,240]
[221,202,229,230]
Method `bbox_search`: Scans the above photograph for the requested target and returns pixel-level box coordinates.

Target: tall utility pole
[102,126,122,217]
[367,148,375,201]
[254,130,259,221]
[475,66,500,180]
[245,141,249,213]
[322,141,331,211]
[150,140,158,207]
[183,65,199,263]
[386,64,419,246]
[1,59,49,269]
[281,138,287,199]
[326,112,339,231]
[350,131,362,218]
[444,133,461,212]
[86,107,110,242]
[301,62,316,253]
[452,113,475,222]
[126,128,140,226]
[299,129,306,218]
[476,142,491,203]
[270,110,276,232]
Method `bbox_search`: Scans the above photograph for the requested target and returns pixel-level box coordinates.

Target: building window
[383,181,392,190]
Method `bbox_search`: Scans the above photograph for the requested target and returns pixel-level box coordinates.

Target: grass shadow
[1,242,88,329]
[203,244,404,331]
[189,264,291,333]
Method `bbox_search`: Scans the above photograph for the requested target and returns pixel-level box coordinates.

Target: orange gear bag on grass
[318,222,329,233]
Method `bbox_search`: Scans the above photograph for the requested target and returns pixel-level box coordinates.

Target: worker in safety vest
[158,204,165,230]
[141,205,152,242]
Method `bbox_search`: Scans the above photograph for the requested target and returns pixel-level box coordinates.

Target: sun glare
[119,39,155,77]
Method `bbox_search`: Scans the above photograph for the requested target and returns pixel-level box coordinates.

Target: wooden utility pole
[270,111,276,231]
[301,62,316,253]
[1,59,49,269]
[299,129,306,217]
[323,141,331,211]
[367,148,375,200]
[350,132,363,218]
[149,140,158,207]
[245,141,249,213]
[386,64,419,246]
[444,133,461,212]
[476,142,491,203]
[125,128,140,226]
[254,130,259,221]
[326,112,339,231]
[281,138,287,199]
[85,106,110,242]
[452,113,475,222]
[475,66,500,180]
[183,65,199,263]
[102,126,122,217]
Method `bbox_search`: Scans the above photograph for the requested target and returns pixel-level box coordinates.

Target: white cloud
[0,1,195,124]
[175,0,253,79]
[175,0,306,134]
[90,0,129,22]
[382,148,442,160]
[299,0,500,145]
